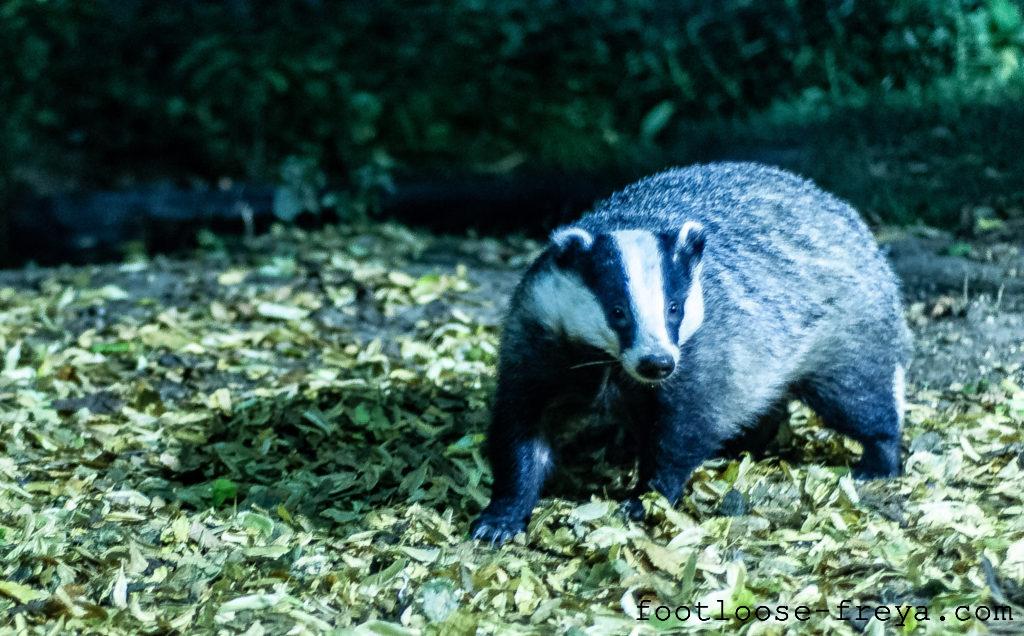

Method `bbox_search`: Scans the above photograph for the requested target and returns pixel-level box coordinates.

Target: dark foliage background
[2,0,1024,241]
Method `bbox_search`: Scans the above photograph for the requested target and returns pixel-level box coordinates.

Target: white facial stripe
[527,269,618,355]
[678,262,705,344]
[612,230,676,360]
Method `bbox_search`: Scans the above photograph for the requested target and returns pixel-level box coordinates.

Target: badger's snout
[635,354,675,381]
[623,347,679,383]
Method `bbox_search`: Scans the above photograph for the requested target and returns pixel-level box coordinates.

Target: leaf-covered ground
[0,223,1022,635]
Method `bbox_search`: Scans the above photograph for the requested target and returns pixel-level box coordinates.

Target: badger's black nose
[636,354,675,380]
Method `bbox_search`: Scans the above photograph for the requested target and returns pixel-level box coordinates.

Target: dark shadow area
[671,98,1024,228]
[6,97,1023,268]
[129,384,488,530]
[4,2,1024,268]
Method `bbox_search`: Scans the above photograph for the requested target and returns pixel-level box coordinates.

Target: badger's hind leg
[798,359,905,478]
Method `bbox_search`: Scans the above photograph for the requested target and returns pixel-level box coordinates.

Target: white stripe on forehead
[611,230,674,353]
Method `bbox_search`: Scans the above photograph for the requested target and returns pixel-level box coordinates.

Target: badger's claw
[470,514,525,546]
[619,497,646,522]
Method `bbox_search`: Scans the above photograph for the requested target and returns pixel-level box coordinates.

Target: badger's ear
[550,227,593,265]
[674,221,706,262]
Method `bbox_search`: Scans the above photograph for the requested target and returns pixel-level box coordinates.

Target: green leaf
[902,611,918,633]
[321,508,361,523]
[90,341,133,354]
[210,478,238,508]
[302,409,335,433]
[239,511,274,537]
[947,241,972,257]
[640,100,676,141]
[446,433,484,455]
[0,581,47,604]
[399,546,439,563]
[352,403,372,425]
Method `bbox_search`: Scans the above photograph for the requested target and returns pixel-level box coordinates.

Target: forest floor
[0,222,1022,634]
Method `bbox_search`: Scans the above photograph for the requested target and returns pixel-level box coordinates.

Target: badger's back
[581,163,890,298]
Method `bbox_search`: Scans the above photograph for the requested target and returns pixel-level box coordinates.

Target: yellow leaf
[111,566,128,609]
[387,271,416,288]
[217,269,248,285]
[0,580,47,604]
[256,302,309,321]
[207,388,232,415]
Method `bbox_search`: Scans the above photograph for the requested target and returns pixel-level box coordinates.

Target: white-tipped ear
[551,227,594,253]
[675,221,706,261]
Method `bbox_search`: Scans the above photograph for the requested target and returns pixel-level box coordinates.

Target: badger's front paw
[470,513,525,546]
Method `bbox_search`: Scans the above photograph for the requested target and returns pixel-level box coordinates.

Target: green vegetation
[3,5,1023,633]
[0,224,1022,633]
[3,1,1024,225]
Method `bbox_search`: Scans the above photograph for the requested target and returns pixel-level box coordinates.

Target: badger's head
[528,223,706,383]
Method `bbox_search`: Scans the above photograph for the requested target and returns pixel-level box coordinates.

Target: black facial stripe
[560,230,700,355]
[658,231,677,262]
[573,234,636,352]
[659,231,692,343]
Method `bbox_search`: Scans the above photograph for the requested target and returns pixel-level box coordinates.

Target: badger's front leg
[622,402,725,521]
[470,371,557,545]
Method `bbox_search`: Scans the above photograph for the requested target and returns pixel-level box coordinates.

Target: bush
[2,0,1022,212]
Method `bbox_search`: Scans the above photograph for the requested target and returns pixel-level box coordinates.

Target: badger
[470,162,911,545]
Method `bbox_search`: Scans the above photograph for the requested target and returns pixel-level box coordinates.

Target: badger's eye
[611,306,626,320]
[668,302,679,314]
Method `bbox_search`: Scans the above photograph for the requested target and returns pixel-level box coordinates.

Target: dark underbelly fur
[593,374,787,460]
[537,375,787,502]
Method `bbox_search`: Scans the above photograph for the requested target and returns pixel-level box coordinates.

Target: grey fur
[471,162,911,545]
[577,162,911,433]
